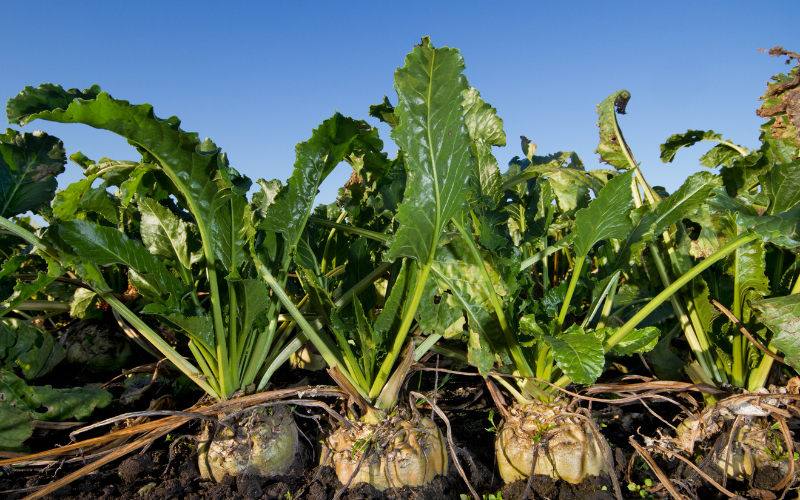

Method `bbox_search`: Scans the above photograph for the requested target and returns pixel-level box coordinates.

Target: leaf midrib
[426,49,441,267]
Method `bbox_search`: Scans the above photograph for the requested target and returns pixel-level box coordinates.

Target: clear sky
[3,1,797,206]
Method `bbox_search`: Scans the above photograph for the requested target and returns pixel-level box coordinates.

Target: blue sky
[3,1,797,206]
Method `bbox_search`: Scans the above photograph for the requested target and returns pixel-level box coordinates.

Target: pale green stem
[0,215,222,398]
[793,274,800,295]
[188,341,220,395]
[100,291,219,399]
[520,239,570,271]
[320,210,347,274]
[605,233,759,350]
[492,374,533,405]
[227,280,238,386]
[369,263,430,399]
[617,120,722,383]
[256,256,367,398]
[748,341,778,392]
[309,216,392,243]
[254,263,390,392]
[556,255,585,330]
[732,236,746,387]
[596,277,618,329]
[554,233,760,391]
[12,301,70,311]
[452,218,535,379]
[128,142,232,398]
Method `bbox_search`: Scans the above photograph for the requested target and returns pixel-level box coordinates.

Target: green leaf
[725,237,770,314]
[645,326,685,381]
[232,279,270,342]
[59,219,185,307]
[595,90,633,170]
[659,130,744,167]
[0,268,60,319]
[373,264,408,339]
[612,171,721,270]
[119,163,157,207]
[0,369,112,422]
[0,402,32,450]
[7,84,102,124]
[751,294,800,369]
[52,177,96,220]
[69,288,102,320]
[596,326,660,356]
[7,84,228,225]
[541,327,604,384]
[462,87,505,207]
[0,129,66,217]
[386,37,474,265]
[572,170,635,259]
[160,313,216,353]
[369,96,399,129]
[210,192,253,279]
[79,187,120,224]
[736,207,800,252]
[342,238,378,313]
[760,161,800,215]
[260,114,382,253]
[138,197,192,270]
[0,319,64,379]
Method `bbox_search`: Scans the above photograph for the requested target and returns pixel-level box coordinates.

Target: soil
[2,359,799,499]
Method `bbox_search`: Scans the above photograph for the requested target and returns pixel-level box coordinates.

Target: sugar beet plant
[644,47,800,479]
[1,84,388,479]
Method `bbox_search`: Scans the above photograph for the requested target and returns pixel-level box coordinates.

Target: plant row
[1,39,799,494]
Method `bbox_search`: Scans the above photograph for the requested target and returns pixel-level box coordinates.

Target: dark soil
[2,363,799,499]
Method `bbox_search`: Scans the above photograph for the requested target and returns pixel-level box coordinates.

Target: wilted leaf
[660,129,744,167]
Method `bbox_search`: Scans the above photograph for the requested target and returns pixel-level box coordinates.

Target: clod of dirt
[119,454,155,483]
[501,473,615,500]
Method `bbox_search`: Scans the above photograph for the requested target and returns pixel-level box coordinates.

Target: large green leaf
[59,219,185,307]
[736,207,800,252]
[0,369,111,422]
[0,129,66,217]
[386,37,474,265]
[462,87,505,207]
[751,294,800,369]
[572,169,634,259]
[259,113,382,254]
[659,129,744,167]
[595,90,633,170]
[541,327,604,385]
[7,85,229,225]
[612,171,721,270]
[760,161,800,215]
